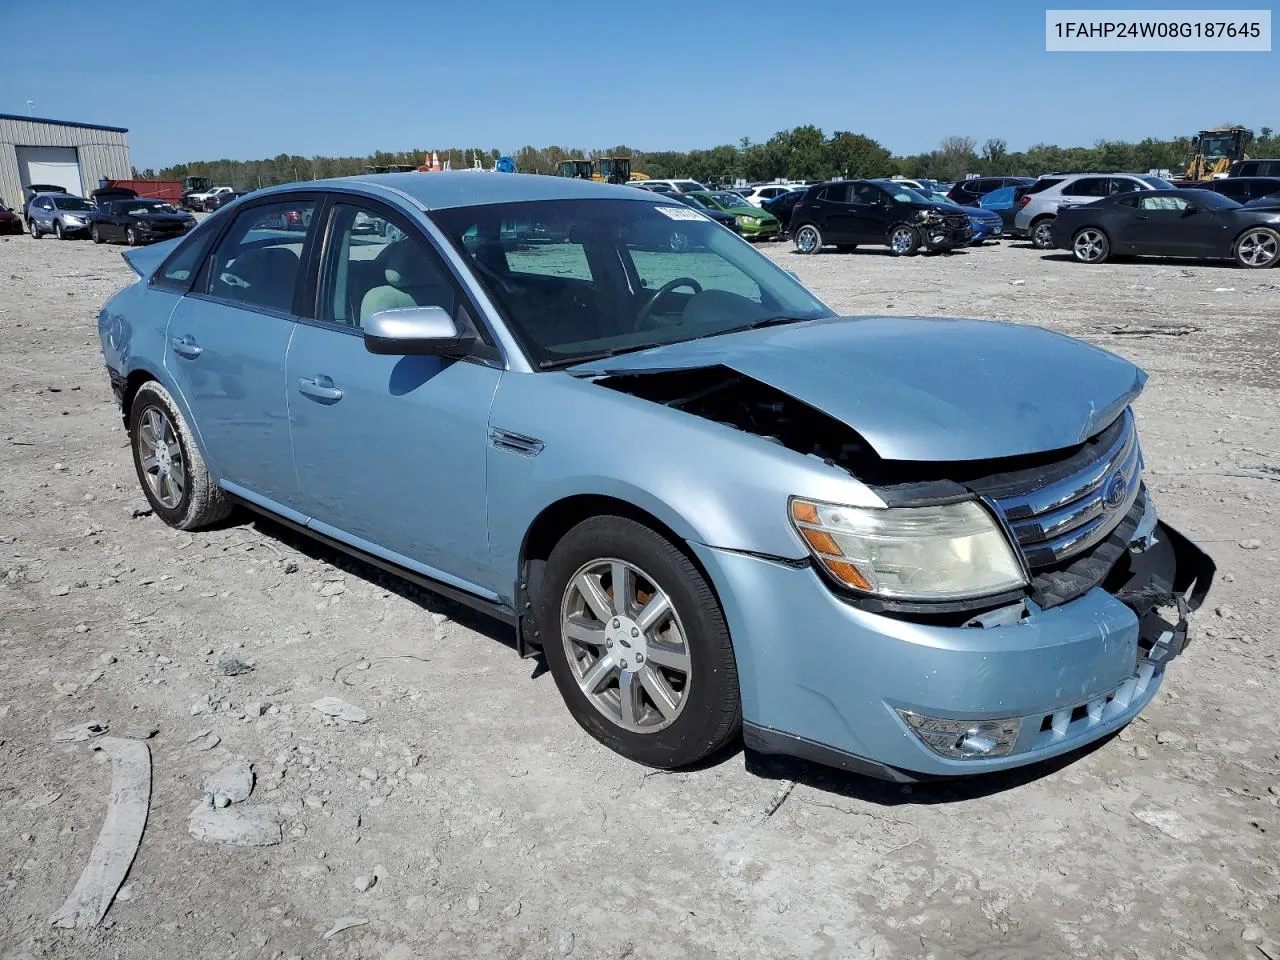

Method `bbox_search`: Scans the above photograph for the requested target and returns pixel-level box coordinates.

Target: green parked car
[686,191,780,240]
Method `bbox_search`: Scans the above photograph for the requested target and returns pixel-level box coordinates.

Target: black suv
[1229,159,1280,178]
[790,179,973,256]
[946,176,1035,207]
[1204,177,1280,204]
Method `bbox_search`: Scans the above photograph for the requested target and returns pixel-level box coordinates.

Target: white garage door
[16,146,83,196]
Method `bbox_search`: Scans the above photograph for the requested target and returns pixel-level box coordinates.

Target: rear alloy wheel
[1031,217,1056,249]
[1072,227,1110,264]
[889,224,920,256]
[538,516,741,768]
[793,224,822,254]
[1234,227,1280,269]
[129,380,231,530]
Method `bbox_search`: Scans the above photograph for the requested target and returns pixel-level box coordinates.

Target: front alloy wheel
[1031,217,1055,249]
[1235,227,1280,269]
[539,515,741,768]
[1072,227,1109,263]
[55,221,65,240]
[793,224,822,254]
[560,559,691,733]
[889,225,920,256]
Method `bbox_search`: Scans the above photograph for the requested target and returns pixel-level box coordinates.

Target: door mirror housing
[1182,203,1199,216]
[363,306,475,356]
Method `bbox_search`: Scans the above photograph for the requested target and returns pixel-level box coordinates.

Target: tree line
[136,126,1278,190]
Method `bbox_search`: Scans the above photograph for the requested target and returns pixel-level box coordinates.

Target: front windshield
[1199,134,1238,158]
[674,181,706,192]
[875,182,931,204]
[431,199,833,368]
[1140,175,1176,189]
[122,201,176,214]
[707,192,747,209]
[53,197,93,211]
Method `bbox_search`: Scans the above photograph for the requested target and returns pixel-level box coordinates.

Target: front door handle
[297,375,343,403]
[170,335,203,359]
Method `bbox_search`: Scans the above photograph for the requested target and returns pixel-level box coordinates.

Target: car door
[848,182,891,243]
[284,198,501,591]
[164,196,319,514]
[1126,193,1209,256]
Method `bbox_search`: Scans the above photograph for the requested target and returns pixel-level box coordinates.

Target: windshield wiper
[538,342,665,371]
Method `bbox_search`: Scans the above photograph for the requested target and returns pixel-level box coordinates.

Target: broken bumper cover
[690,519,1213,781]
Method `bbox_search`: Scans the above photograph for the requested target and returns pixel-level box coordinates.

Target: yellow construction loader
[1183,126,1251,181]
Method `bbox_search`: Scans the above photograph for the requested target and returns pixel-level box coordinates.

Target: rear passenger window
[1024,178,1064,195]
[819,184,850,203]
[1064,178,1109,197]
[320,202,456,329]
[203,200,317,315]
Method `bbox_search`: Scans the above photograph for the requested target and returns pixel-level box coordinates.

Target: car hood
[721,205,775,219]
[572,316,1146,462]
[133,212,192,223]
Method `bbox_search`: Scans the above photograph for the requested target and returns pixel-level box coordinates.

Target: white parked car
[635,179,708,194]
[739,184,806,207]
[188,186,235,211]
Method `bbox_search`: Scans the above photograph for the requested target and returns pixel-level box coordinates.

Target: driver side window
[202,200,317,315]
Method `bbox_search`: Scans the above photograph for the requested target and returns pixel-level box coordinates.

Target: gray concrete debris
[119,726,159,741]
[217,658,253,676]
[353,874,375,892]
[49,737,151,929]
[1239,539,1262,550]
[188,800,281,846]
[128,500,153,518]
[203,760,254,804]
[25,791,62,809]
[311,697,369,723]
[189,732,221,752]
[53,721,108,743]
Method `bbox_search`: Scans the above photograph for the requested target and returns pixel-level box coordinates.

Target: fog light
[897,711,1021,760]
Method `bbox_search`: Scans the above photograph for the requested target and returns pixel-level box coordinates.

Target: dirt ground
[1,228,1277,960]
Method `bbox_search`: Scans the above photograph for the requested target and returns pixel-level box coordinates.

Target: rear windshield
[1025,178,1065,195]
[1140,175,1176,189]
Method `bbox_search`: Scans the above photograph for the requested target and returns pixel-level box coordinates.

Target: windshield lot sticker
[655,206,707,221]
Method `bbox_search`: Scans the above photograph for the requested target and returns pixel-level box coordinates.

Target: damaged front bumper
[691,517,1214,781]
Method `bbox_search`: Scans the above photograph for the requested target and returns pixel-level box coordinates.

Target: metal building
[0,114,132,208]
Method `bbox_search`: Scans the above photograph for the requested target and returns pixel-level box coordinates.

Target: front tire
[537,516,741,769]
[888,224,920,256]
[793,223,823,254]
[126,227,139,246]
[1234,227,1280,269]
[29,219,40,239]
[129,381,231,530]
[91,224,104,244]
[55,221,65,240]
[1031,216,1056,249]
[1071,227,1110,264]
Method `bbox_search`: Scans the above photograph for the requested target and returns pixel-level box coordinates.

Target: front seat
[360,240,452,326]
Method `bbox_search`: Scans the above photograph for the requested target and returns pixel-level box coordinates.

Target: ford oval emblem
[1103,472,1128,509]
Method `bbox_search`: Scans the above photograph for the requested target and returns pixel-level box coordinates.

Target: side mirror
[363,306,475,356]
[1182,203,1199,216]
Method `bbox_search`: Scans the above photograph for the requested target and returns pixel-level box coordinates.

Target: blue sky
[2,0,1275,167]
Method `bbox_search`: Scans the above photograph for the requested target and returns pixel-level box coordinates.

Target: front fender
[485,371,885,601]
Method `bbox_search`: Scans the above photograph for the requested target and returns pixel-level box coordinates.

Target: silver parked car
[1015,173,1175,248]
[26,192,96,239]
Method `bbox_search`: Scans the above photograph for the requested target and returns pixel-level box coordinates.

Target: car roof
[272,172,659,210]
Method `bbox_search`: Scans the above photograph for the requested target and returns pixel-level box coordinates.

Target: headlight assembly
[789,498,1027,601]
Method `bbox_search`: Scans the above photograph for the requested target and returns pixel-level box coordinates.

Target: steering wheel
[635,277,703,330]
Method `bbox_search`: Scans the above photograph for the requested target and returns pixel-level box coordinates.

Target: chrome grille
[993,410,1142,567]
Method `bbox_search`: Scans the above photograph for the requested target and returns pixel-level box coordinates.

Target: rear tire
[1071,227,1110,264]
[793,223,823,254]
[537,516,741,769]
[1031,216,1056,249]
[129,380,232,531]
[1233,227,1280,269]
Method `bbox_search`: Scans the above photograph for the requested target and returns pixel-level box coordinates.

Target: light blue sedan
[98,173,1214,779]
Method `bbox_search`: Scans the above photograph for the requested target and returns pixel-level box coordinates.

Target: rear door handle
[297,375,343,403]
[169,335,203,359]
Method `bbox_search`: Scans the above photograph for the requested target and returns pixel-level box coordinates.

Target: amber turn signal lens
[819,558,873,591]
[791,500,819,524]
[800,527,841,557]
